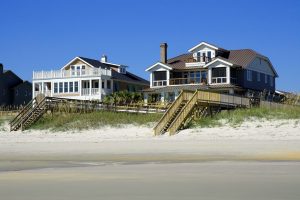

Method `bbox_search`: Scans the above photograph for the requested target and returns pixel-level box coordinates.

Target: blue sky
[1,0,300,92]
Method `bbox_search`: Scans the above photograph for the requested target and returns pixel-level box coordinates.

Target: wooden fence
[260,100,296,109]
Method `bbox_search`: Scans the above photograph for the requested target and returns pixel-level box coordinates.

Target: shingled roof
[163,47,278,76]
[79,57,149,85]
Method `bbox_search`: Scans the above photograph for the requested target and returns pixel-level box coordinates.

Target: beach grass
[191,106,300,128]
[31,111,163,131]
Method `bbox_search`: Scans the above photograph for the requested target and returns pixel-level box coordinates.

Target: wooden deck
[153,90,250,135]
[9,96,168,131]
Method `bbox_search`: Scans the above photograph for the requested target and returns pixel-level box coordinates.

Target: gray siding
[12,82,32,106]
[0,71,23,106]
[242,69,275,92]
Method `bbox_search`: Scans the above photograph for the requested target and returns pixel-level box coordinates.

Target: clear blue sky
[1,0,300,92]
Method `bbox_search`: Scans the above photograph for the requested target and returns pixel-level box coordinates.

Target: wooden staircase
[154,90,251,135]
[10,96,49,131]
[9,96,101,131]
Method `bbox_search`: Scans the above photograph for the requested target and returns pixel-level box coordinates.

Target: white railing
[91,88,99,95]
[153,80,167,87]
[81,88,90,96]
[33,68,112,80]
[211,77,227,84]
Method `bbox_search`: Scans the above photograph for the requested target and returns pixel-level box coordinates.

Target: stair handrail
[168,90,199,135]
[153,91,184,135]
[18,96,49,131]
[10,98,37,131]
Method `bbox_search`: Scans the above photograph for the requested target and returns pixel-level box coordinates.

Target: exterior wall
[32,76,111,101]
[113,80,148,93]
[242,69,275,92]
[61,60,94,78]
[207,61,231,84]
[190,46,216,59]
[148,64,170,88]
[0,71,23,106]
[247,57,275,76]
[12,82,32,106]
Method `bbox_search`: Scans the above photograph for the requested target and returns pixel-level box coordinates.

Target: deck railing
[33,68,111,80]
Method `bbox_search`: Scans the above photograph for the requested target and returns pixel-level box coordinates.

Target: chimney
[160,43,168,63]
[101,55,107,63]
[0,63,3,74]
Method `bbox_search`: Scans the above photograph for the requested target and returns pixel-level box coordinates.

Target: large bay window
[153,71,167,86]
[212,67,227,84]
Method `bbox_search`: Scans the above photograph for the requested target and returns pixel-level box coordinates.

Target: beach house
[32,55,149,101]
[144,42,278,102]
[0,63,32,107]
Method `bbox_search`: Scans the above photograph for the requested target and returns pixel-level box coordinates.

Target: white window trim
[247,70,252,81]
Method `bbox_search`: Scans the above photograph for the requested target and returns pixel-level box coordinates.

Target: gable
[145,62,172,72]
[204,58,233,68]
[61,57,95,70]
[188,42,219,53]
[247,57,277,77]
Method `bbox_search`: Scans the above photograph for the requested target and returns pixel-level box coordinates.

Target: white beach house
[32,55,149,101]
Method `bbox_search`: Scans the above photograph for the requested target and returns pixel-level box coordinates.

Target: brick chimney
[0,63,3,74]
[160,43,168,63]
[101,55,107,63]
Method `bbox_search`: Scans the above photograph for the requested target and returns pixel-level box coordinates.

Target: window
[102,80,105,89]
[74,82,78,92]
[69,82,73,93]
[71,66,75,76]
[202,52,206,62]
[196,52,201,62]
[207,51,212,62]
[212,67,227,83]
[247,70,252,81]
[76,66,80,76]
[16,90,19,96]
[195,71,201,83]
[64,82,68,93]
[270,76,273,86]
[94,81,99,88]
[81,65,86,75]
[107,80,111,89]
[265,74,268,84]
[59,82,63,93]
[201,71,207,83]
[54,83,58,93]
[257,72,260,82]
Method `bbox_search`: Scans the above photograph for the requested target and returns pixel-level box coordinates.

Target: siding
[0,71,23,106]
[242,69,275,92]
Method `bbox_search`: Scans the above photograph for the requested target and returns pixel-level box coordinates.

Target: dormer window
[119,66,126,74]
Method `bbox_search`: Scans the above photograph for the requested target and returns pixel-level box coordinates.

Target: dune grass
[191,106,300,128]
[31,111,163,131]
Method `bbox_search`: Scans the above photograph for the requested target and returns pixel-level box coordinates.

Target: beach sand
[1,119,300,199]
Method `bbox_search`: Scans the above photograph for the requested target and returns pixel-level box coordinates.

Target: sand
[0,118,300,163]
[1,119,300,199]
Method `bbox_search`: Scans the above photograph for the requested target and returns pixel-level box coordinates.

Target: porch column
[99,78,102,100]
[226,66,230,84]
[150,73,153,87]
[32,82,35,99]
[166,70,170,86]
[41,82,44,95]
[160,92,165,102]
[144,93,148,104]
[50,82,53,97]
[208,68,212,84]
[89,79,92,96]
[79,80,82,96]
